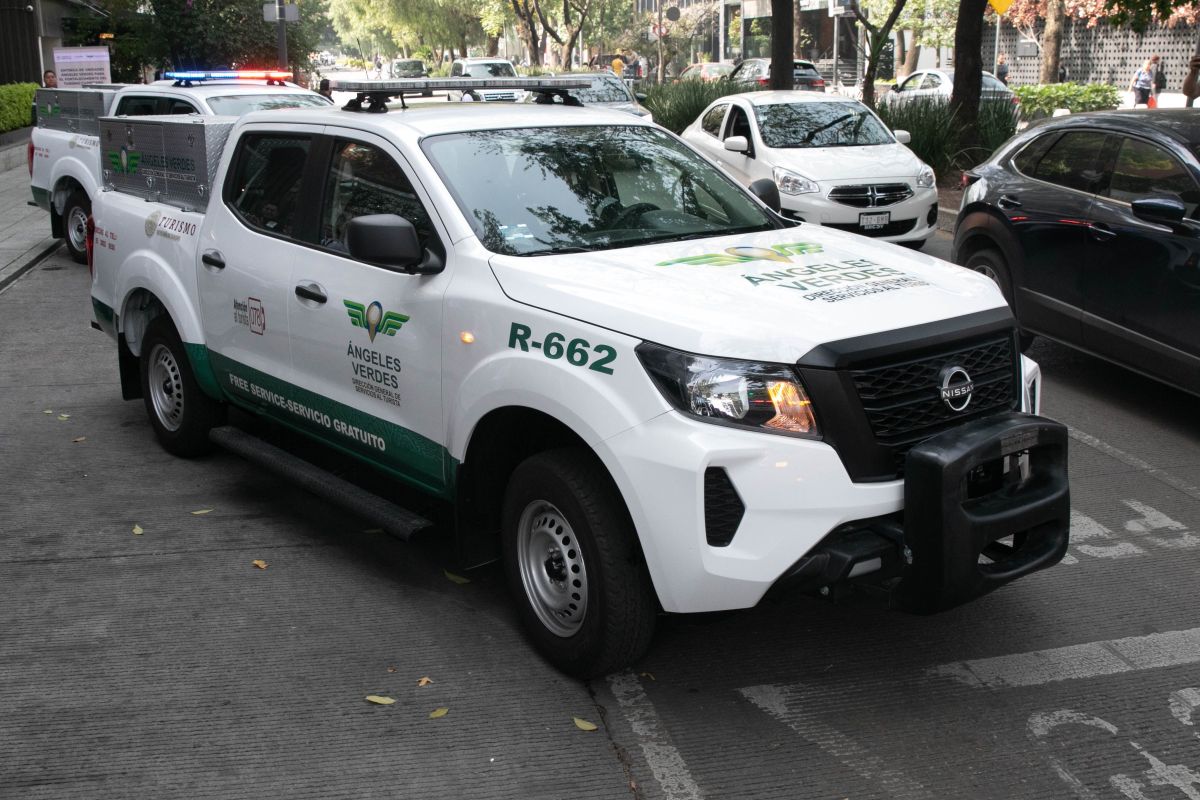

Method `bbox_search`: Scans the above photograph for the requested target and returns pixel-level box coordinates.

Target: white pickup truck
[89,78,1070,677]
[30,72,330,263]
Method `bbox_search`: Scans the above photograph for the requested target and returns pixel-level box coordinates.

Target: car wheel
[963,247,1035,351]
[502,448,656,678]
[139,315,226,457]
[62,189,91,264]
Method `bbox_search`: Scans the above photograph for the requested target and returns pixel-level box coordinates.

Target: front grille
[829,183,914,208]
[850,336,1018,472]
[825,218,917,238]
[482,92,518,101]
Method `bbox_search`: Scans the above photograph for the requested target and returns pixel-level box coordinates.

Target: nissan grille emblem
[938,365,974,412]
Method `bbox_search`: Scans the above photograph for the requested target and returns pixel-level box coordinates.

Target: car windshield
[575,76,633,104]
[206,93,332,114]
[464,62,517,78]
[754,102,893,148]
[423,125,777,256]
[394,61,424,75]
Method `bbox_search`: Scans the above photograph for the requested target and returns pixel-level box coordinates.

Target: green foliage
[0,83,37,134]
[875,95,1020,177]
[1012,82,1122,118]
[641,80,753,135]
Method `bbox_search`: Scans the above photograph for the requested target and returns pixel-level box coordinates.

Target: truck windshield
[206,93,333,114]
[423,125,777,256]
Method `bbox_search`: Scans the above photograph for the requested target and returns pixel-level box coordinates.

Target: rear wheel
[139,316,226,457]
[62,189,90,264]
[502,448,656,678]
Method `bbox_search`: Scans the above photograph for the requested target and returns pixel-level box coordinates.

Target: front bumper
[781,185,938,243]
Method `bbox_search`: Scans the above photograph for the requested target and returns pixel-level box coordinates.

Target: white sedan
[682,91,939,247]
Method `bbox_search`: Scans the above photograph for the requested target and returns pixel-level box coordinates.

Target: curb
[0,239,63,295]
[936,205,958,234]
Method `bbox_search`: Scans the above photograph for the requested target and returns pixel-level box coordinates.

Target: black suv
[727,58,825,92]
[953,110,1200,396]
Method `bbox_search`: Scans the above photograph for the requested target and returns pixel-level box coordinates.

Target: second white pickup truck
[89,78,1070,677]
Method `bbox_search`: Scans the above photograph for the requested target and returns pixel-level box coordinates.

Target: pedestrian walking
[996,53,1009,85]
[1130,58,1155,107]
[1153,54,1168,98]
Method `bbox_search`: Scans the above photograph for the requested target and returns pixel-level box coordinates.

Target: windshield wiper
[526,245,595,256]
[803,113,855,142]
[640,225,771,246]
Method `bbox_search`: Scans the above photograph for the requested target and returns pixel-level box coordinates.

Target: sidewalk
[0,141,61,293]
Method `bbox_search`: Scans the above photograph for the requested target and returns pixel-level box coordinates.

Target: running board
[208,425,432,540]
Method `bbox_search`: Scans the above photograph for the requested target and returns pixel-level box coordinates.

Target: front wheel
[62,189,91,264]
[964,246,1035,352]
[139,316,226,457]
[502,449,656,678]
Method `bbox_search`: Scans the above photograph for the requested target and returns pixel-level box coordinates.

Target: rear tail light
[27,140,34,177]
[813,79,825,89]
[85,216,96,278]
[961,171,981,189]
[757,77,769,86]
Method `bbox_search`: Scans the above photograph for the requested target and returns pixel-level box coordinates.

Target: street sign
[988,0,1013,13]
[798,0,825,11]
[53,47,112,87]
[828,0,853,17]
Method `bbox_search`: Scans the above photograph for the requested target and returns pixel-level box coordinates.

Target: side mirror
[723,135,750,153]
[635,92,648,102]
[890,83,900,92]
[346,214,437,273]
[1132,197,1185,227]
[893,129,911,144]
[749,178,781,214]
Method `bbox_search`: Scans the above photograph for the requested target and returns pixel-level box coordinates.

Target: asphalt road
[3,235,1200,800]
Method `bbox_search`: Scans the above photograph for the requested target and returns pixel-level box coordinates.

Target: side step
[208,425,432,540]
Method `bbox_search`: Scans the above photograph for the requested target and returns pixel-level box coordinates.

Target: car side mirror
[1132,197,1185,226]
[635,92,647,102]
[346,214,439,273]
[723,135,750,153]
[749,178,781,214]
[891,84,900,92]
[893,129,911,144]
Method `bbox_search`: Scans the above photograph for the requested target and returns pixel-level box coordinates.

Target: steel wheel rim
[67,206,89,253]
[148,343,185,432]
[973,262,1001,285]
[516,500,588,638]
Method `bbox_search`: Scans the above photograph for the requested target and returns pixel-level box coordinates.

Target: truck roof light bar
[164,70,293,87]
[329,77,592,112]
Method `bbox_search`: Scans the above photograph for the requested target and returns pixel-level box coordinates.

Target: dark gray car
[952,109,1200,396]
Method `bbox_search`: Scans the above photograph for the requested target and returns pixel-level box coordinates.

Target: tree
[853,0,911,107]
[1039,0,1064,82]
[949,0,989,154]
[770,0,795,89]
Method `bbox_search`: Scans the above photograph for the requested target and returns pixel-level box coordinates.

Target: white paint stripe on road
[739,684,933,800]
[1068,427,1200,504]
[931,627,1200,689]
[607,672,703,800]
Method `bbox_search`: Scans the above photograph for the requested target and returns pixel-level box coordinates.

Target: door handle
[1088,222,1117,242]
[201,250,225,270]
[294,282,327,304]
[997,195,1022,210]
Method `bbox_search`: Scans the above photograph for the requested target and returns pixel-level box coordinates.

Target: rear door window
[1030,130,1110,193]
[226,133,312,239]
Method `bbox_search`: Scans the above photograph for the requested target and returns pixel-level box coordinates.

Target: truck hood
[772,143,927,182]
[489,227,1009,363]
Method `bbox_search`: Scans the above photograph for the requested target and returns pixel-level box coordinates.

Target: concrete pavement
[0,142,61,293]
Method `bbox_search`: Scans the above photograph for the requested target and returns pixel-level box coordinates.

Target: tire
[62,189,91,264]
[139,316,226,457]
[897,240,925,251]
[502,448,656,678]
[963,246,1036,352]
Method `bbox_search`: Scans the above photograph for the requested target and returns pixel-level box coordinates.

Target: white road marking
[607,672,703,800]
[1169,689,1200,730]
[739,684,933,800]
[1123,500,1199,549]
[1068,427,1200,503]
[1071,509,1145,559]
[931,628,1200,688]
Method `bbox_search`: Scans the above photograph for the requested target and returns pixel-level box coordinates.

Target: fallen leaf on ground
[42,409,52,414]
[640,672,656,681]
[443,570,470,585]
[252,560,268,570]
[132,524,144,535]
[417,676,433,687]
[365,695,396,705]
[386,665,397,673]
[191,509,213,515]
[573,717,598,731]
[72,437,86,443]
[57,414,70,420]
[428,707,449,719]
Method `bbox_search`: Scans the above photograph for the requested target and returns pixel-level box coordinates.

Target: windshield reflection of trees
[755,103,891,148]
[456,127,768,255]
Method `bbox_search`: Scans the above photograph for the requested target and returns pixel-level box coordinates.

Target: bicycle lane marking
[607,672,704,800]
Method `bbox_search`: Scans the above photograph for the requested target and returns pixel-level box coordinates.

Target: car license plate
[860,212,890,230]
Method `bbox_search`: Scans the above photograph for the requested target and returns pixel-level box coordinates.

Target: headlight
[916,165,936,188]
[636,342,819,438]
[772,167,820,195]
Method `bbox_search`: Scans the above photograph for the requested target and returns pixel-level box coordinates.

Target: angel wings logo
[344,300,409,342]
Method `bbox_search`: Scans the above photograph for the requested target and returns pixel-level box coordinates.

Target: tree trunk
[770,0,795,89]
[895,29,907,74]
[793,0,804,58]
[856,0,908,109]
[486,35,500,57]
[1040,0,1064,84]
[902,40,921,77]
[950,0,988,155]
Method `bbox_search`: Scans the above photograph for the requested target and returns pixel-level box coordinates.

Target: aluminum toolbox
[98,115,236,212]
[35,88,118,135]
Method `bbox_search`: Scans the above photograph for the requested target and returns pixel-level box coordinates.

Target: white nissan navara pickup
[30,71,331,263]
[88,78,1070,677]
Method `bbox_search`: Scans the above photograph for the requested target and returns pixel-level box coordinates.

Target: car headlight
[916,165,935,188]
[636,342,819,438]
[772,167,819,196]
